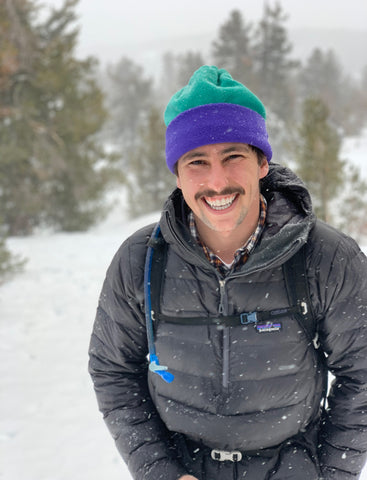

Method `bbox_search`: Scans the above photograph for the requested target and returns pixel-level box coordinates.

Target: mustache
[195,186,245,201]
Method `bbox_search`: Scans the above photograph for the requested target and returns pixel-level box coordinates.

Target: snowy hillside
[1,130,367,480]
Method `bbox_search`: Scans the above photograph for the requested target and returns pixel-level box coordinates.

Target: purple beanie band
[165,103,273,173]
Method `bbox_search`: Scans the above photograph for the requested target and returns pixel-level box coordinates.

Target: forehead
[180,143,252,161]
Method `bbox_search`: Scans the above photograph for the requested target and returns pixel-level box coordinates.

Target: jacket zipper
[218,279,226,314]
[219,279,230,390]
[165,213,304,390]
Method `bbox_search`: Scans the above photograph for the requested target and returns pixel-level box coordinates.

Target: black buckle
[240,312,257,325]
[211,449,243,462]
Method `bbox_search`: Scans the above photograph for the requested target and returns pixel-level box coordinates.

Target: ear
[175,166,181,190]
[259,159,269,179]
[176,172,181,189]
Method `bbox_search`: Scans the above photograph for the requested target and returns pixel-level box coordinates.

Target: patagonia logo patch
[256,322,282,333]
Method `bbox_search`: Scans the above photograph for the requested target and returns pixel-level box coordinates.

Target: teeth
[205,194,236,210]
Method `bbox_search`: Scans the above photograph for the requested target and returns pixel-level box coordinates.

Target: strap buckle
[211,449,243,462]
[312,331,320,349]
[300,301,308,315]
[240,312,257,325]
[299,301,320,349]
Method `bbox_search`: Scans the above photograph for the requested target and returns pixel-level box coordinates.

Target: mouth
[203,193,238,211]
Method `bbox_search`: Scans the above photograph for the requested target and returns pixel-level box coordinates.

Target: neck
[195,205,260,264]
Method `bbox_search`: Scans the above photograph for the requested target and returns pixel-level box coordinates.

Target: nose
[206,162,229,193]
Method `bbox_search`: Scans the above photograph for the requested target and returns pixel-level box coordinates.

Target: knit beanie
[164,65,272,173]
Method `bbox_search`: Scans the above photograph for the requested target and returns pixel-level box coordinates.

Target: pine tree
[360,65,367,125]
[176,51,206,90]
[103,57,153,155]
[295,98,344,223]
[126,106,176,218]
[298,48,364,135]
[0,0,111,235]
[0,231,26,284]
[0,0,41,234]
[337,165,367,242]
[159,52,178,104]
[252,1,298,121]
[361,64,367,95]
[158,50,205,106]
[211,10,255,87]
[298,49,341,119]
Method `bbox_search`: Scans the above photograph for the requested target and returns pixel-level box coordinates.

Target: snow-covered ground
[1,132,367,480]
[0,203,160,480]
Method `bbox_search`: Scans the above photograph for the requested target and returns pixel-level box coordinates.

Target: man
[88,66,367,480]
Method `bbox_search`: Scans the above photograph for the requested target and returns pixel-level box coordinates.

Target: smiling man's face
[176,143,269,238]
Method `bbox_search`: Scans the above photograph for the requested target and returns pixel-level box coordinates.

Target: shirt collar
[188,195,267,275]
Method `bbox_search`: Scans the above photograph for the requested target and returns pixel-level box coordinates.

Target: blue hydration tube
[144,223,174,383]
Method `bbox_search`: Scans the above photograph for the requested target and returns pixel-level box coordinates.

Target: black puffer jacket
[89,164,367,480]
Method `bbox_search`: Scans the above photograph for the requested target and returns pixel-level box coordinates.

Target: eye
[226,154,243,161]
[189,159,206,166]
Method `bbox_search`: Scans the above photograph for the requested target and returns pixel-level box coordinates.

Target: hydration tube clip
[149,354,174,383]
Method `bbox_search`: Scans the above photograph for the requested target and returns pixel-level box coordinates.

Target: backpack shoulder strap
[148,225,168,319]
[144,222,173,383]
[282,244,319,348]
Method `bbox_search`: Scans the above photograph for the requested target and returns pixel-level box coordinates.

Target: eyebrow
[181,151,207,161]
[181,144,251,161]
[221,145,251,155]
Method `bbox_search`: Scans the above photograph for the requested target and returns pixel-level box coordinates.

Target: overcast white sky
[43,1,367,50]
[40,0,367,76]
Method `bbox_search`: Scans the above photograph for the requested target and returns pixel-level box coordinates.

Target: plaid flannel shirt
[189,195,267,277]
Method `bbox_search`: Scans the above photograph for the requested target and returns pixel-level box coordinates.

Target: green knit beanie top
[164,65,266,125]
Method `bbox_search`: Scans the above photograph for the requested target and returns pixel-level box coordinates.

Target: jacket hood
[262,162,313,219]
[160,163,316,273]
[253,162,316,270]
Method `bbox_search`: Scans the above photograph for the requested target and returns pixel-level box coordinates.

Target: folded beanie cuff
[165,103,272,173]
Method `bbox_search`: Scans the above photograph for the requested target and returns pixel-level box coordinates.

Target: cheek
[177,174,203,193]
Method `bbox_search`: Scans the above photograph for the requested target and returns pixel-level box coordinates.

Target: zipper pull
[218,279,226,314]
